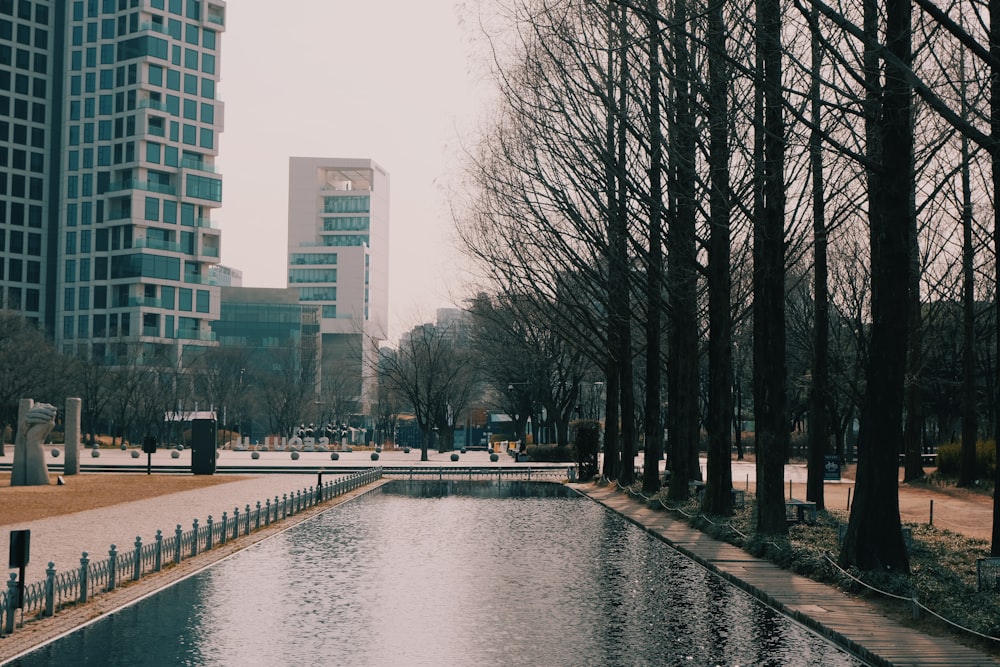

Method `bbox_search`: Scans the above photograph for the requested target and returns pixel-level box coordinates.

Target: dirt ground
[0,473,247,525]
[736,463,996,542]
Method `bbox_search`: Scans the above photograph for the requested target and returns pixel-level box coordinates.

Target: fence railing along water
[381,466,571,482]
[1,468,382,637]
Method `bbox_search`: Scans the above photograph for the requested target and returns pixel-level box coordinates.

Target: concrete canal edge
[0,479,393,665]
[570,483,998,667]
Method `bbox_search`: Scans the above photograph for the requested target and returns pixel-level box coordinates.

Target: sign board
[823,455,841,481]
[9,529,29,568]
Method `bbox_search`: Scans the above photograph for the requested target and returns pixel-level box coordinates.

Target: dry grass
[0,473,248,525]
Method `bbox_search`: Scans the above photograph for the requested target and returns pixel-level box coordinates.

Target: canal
[9,481,867,666]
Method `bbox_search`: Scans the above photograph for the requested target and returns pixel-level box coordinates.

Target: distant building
[210,264,242,287]
[212,286,318,366]
[287,157,389,415]
[0,0,228,369]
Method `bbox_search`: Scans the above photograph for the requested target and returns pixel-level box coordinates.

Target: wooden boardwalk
[575,483,1000,667]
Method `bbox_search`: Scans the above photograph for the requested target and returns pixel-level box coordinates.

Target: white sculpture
[11,400,58,486]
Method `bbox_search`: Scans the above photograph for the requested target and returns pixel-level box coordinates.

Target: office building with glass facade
[287,157,389,414]
[0,0,226,369]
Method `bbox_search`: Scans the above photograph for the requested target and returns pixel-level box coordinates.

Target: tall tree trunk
[667,0,699,501]
[990,0,1000,556]
[753,0,788,534]
[959,113,977,486]
[643,0,664,495]
[904,57,926,482]
[615,1,635,484]
[807,4,828,511]
[703,0,733,515]
[602,4,627,482]
[840,0,912,573]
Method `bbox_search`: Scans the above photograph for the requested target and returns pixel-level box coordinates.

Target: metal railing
[382,466,569,482]
[1,469,382,638]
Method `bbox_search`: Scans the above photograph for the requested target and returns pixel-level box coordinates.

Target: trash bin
[191,418,217,475]
[567,467,577,482]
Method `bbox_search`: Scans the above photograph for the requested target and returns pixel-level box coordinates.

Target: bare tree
[379,321,475,461]
[0,312,61,455]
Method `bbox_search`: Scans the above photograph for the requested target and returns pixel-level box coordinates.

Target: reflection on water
[11,481,867,666]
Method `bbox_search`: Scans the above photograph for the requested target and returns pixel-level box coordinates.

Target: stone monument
[11,399,58,486]
[65,397,82,475]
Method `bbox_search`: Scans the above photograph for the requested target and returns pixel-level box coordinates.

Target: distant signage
[164,410,217,422]
[824,455,841,480]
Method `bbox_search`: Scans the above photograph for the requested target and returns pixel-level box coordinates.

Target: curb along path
[573,482,999,667]
[0,478,392,664]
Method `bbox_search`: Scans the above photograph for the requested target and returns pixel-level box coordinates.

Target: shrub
[936,440,995,479]
[525,444,574,462]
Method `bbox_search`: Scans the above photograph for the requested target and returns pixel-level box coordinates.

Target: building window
[144,196,159,221]
[322,195,370,214]
[186,174,221,201]
[196,289,209,313]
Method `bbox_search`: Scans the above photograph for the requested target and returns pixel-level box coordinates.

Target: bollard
[192,519,200,557]
[233,507,240,539]
[220,512,228,545]
[79,552,90,603]
[847,488,851,511]
[108,545,118,592]
[256,501,262,530]
[134,536,142,581]
[282,494,288,519]
[155,531,163,572]
[45,562,56,617]
[264,499,271,526]
[930,499,934,526]
[246,504,252,534]
[206,516,214,551]
[6,574,18,634]
[175,525,183,564]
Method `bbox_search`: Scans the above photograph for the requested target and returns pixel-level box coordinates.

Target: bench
[897,453,937,466]
[785,498,817,524]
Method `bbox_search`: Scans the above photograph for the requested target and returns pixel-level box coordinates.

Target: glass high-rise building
[0,0,226,369]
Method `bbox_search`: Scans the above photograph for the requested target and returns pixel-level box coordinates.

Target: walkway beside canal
[575,482,999,667]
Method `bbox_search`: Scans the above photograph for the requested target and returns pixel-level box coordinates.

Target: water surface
[12,482,867,666]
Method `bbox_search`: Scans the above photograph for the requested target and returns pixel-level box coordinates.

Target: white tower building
[287,157,389,415]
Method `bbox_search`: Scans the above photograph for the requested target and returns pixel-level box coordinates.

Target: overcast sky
[215,1,489,339]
